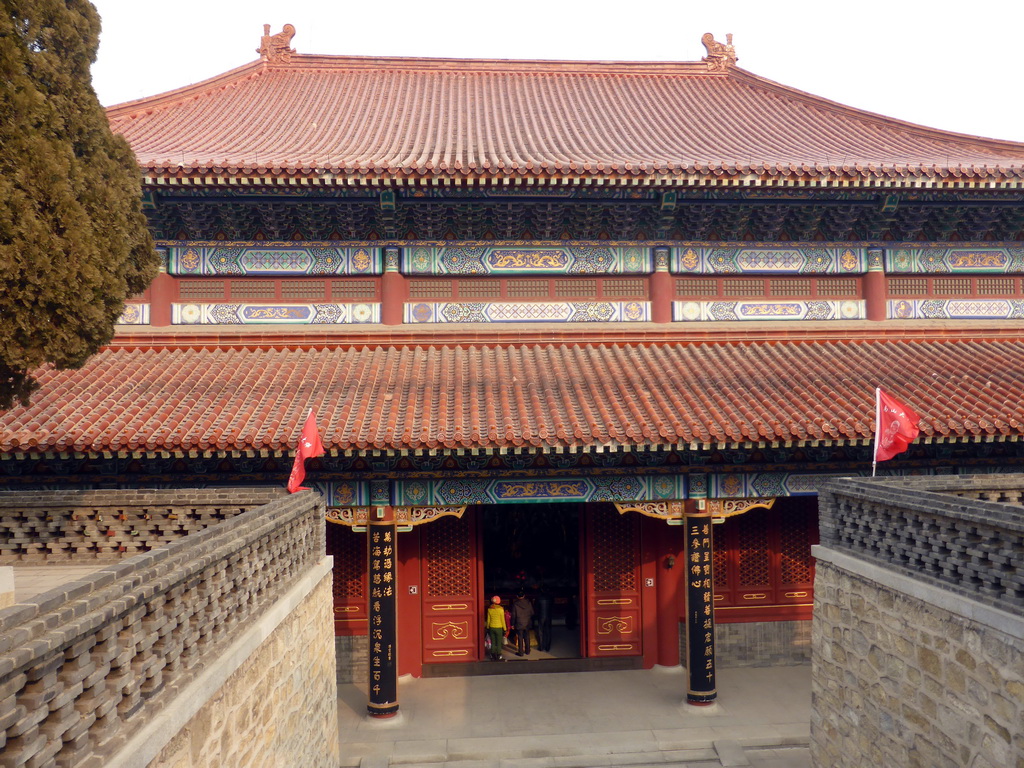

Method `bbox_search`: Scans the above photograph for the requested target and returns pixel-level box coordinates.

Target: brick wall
[336,635,369,685]
[712,620,811,667]
[676,620,811,669]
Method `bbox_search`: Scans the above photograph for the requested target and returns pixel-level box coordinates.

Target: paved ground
[338,665,812,768]
[9,566,812,767]
[9,564,108,601]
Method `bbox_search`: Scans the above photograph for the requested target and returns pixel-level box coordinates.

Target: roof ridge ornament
[701,32,737,72]
[257,23,296,63]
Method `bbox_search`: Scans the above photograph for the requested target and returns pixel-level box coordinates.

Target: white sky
[89,0,1024,143]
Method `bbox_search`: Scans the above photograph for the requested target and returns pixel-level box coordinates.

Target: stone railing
[817,474,1024,614]
[0,488,325,768]
[0,487,286,563]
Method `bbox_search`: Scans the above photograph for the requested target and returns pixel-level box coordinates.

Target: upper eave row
[107,54,1024,189]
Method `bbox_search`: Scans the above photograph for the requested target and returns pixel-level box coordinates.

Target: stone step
[351,738,811,768]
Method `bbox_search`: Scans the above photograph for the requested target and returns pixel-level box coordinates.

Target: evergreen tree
[0,0,158,409]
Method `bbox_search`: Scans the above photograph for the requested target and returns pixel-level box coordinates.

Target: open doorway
[482,503,580,659]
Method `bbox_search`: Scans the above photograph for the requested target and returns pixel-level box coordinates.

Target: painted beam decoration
[393,475,689,506]
[707,472,852,498]
[312,481,371,508]
[164,243,383,276]
[171,302,380,324]
[405,301,649,323]
[403,245,651,275]
[315,471,964,524]
[671,246,866,274]
[614,500,686,522]
[117,304,150,325]
[674,300,864,322]
[889,299,1024,320]
[327,506,467,527]
[886,247,1024,273]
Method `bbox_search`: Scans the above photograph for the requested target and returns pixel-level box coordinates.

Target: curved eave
[1,433,1017,463]
[141,166,1024,191]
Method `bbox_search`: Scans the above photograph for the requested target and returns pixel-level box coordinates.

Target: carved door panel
[583,504,642,657]
[325,523,367,636]
[420,512,479,663]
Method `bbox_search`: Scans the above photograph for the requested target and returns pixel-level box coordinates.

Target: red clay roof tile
[4,339,1024,455]
[105,56,1024,186]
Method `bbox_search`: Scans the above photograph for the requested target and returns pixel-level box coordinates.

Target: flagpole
[872,387,880,478]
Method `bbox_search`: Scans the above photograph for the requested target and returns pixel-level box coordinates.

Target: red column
[396,525,423,678]
[655,521,683,667]
[640,517,660,669]
[863,248,887,321]
[650,247,673,323]
[380,246,404,325]
[148,270,176,327]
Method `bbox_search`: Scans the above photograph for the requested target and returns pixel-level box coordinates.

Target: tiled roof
[3,338,1023,455]
[106,55,1024,187]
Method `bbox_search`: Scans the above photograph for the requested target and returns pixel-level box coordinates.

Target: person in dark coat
[511,591,535,656]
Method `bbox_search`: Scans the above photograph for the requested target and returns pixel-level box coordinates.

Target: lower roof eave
[107,319,1024,352]
[5,433,1017,464]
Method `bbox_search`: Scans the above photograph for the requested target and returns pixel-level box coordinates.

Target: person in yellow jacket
[484,595,508,661]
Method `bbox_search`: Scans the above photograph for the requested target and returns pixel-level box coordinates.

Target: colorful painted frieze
[674,300,864,322]
[406,301,650,323]
[394,471,961,505]
[708,472,862,497]
[171,302,380,324]
[393,475,688,506]
[117,303,150,325]
[709,472,784,498]
[403,245,651,275]
[888,298,1024,320]
[886,247,1024,273]
[164,243,382,275]
[305,481,370,507]
[707,470,953,498]
[671,246,866,274]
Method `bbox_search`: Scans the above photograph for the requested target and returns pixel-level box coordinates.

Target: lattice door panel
[712,535,731,607]
[326,523,367,635]
[736,511,771,608]
[584,505,641,657]
[776,502,816,604]
[421,513,479,663]
[711,500,818,615]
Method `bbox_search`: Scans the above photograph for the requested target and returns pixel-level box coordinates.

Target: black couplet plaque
[685,516,717,704]
[367,514,398,716]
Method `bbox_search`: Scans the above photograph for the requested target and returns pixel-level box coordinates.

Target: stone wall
[812,557,1023,768]
[141,566,339,768]
[812,476,1024,768]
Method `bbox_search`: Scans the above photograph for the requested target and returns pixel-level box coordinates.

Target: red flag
[873,388,920,463]
[287,410,325,493]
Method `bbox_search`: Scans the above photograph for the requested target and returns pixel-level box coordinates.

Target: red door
[325,523,367,636]
[420,512,480,664]
[582,504,642,657]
